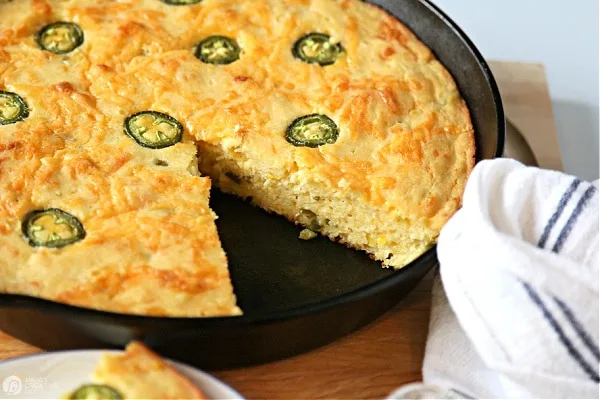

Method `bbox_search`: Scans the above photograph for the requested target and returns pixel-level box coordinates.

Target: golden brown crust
[0,140,241,316]
[0,4,241,315]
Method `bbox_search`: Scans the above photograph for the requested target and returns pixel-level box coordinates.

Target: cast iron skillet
[0,0,505,369]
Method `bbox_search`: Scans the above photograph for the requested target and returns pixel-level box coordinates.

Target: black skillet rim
[0,0,505,328]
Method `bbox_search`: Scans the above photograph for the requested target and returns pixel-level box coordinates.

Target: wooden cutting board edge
[488,60,564,172]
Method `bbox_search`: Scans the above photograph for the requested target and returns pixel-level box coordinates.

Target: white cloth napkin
[422,158,599,399]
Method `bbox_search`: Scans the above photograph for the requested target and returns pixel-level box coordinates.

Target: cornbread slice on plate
[65,341,207,399]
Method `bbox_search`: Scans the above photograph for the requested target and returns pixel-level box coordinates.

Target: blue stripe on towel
[552,185,597,253]
[522,282,600,382]
[538,179,581,249]
[553,296,600,361]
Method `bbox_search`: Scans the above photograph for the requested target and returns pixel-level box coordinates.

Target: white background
[431,0,599,181]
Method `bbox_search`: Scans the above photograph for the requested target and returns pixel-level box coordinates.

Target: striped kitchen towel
[422,158,599,399]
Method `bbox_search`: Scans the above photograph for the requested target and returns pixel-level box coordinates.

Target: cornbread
[66,341,206,399]
[0,20,240,316]
[0,0,474,315]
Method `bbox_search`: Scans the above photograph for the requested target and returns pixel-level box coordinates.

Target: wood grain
[0,61,562,399]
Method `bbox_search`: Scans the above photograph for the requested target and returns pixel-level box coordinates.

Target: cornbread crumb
[299,229,318,240]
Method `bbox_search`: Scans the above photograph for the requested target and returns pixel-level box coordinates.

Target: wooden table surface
[0,61,562,399]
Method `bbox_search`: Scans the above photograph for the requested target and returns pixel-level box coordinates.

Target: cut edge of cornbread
[197,137,473,269]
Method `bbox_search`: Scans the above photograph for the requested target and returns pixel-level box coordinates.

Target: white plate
[0,350,244,399]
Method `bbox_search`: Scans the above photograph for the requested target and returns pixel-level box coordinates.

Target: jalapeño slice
[36,22,84,55]
[194,35,240,65]
[292,33,343,66]
[286,114,339,148]
[160,0,202,4]
[69,384,123,400]
[124,111,183,149]
[22,208,86,248]
[0,91,29,125]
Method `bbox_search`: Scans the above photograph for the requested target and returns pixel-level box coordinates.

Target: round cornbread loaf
[0,0,474,316]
